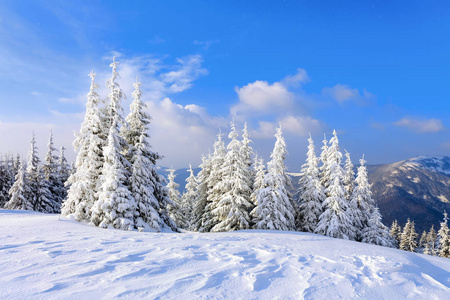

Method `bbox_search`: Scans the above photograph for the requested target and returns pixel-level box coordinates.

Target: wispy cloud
[394,117,444,133]
[322,84,375,105]
[194,39,219,51]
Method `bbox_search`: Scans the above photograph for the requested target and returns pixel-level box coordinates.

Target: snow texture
[1,209,449,299]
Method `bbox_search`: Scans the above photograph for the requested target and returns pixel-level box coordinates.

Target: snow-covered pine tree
[62,70,106,221]
[5,160,33,210]
[202,131,227,232]
[123,77,174,232]
[252,125,296,231]
[315,130,355,240]
[438,211,450,258]
[249,154,266,222]
[418,231,427,253]
[211,121,253,232]
[343,150,355,199]
[361,207,391,247]
[58,146,70,201]
[0,154,15,208]
[389,220,402,248]
[42,131,64,212]
[296,135,325,233]
[90,58,135,230]
[349,155,376,241]
[166,168,186,228]
[241,122,254,186]
[424,225,438,256]
[25,132,40,211]
[181,164,198,228]
[399,219,418,252]
[91,118,135,230]
[319,134,330,189]
[191,153,212,231]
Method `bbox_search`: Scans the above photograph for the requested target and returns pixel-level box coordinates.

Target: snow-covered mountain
[1,209,449,299]
[366,156,450,233]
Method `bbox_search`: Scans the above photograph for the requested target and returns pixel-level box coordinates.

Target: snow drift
[0,210,449,299]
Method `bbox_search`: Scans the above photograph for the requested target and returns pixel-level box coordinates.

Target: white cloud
[231,81,294,117]
[251,121,277,139]
[282,68,310,87]
[322,84,360,103]
[280,115,323,136]
[394,117,444,133]
[146,98,227,168]
[194,40,219,51]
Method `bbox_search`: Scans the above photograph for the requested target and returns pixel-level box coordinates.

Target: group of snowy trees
[0,133,70,213]
[389,213,450,258]
[61,58,177,232]
[166,123,391,247]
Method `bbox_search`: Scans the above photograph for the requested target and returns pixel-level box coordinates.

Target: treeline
[1,58,449,258]
[0,133,70,212]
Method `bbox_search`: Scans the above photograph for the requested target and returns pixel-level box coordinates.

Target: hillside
[1,210,449,299]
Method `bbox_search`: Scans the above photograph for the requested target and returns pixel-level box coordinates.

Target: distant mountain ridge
[161,156,450,233]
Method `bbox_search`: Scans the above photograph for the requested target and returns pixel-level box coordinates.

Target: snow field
[0,210,449,299]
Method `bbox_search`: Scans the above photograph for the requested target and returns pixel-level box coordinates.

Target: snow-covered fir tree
[0,154,15,208]
[349,155,376,241]
[252,125,296,231]
[241,122,254,187]
[319,134,330,189]
[25,132,40,211]
[399,219,418,252]
[315,130,355,240]
[418,231,427,253]
[211,121,253,232]
[62,70,106,221]
[202,131,227,232]
[90,58,135,230]
[438,211,450,258]
[91,118,135,230]
[181,165,198,228]
[343,150,355,200]
[166,168,185,228]
[191,153,212,231]
[424,226,438,256]
[296,135,324,233]
[5,160,32,210]
[389,220,402,248]
[42,131,64,212]
[123,77,175,231]
[361,207,391,247]
[249,154,266,212]
[58,146,70,200]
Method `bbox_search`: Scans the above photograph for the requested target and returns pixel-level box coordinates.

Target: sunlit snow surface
[0,210,449,299]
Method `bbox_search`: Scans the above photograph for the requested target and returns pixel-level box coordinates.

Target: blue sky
[0,0,449,169]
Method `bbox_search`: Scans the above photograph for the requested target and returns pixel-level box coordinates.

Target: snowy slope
[1,210,449,299]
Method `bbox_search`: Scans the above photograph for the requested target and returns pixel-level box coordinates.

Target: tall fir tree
[166,168,185,228]
[315,130,355,240]
[123,77,176,231]
[438,211,450,258]
[389,220,402,248]
[62,70,106,221]
[399,219,418,252]
[0,154,15,208]
[42,131,64,212]
[58,146,70,202]
[211,121,253,232]
[361,207,391,247]
[343,150,355,199]
[181,165,199,228]
[202,131,226,232]
[249,155,266,220]
[349,155,376,241]
[296,135,325,233]
[424,226,438,256]
[91,118,135,230]
[26,132,40,211]
[5,161,32,210]
[319,134,330,189]
[191,153,212,231]
[252,125,296,231]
